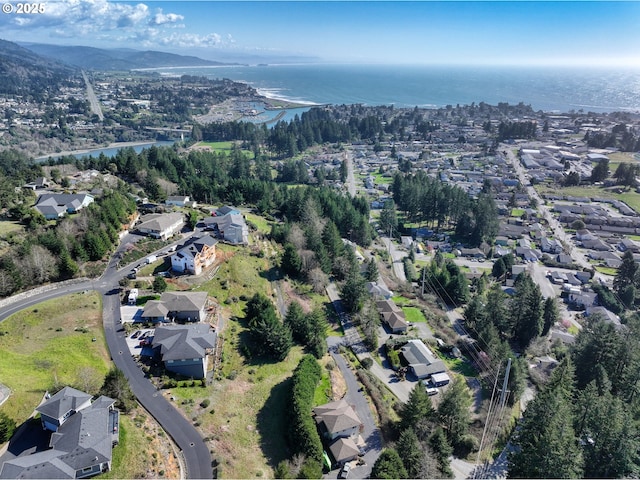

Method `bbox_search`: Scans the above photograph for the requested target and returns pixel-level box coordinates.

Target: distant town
[1,37,640,480]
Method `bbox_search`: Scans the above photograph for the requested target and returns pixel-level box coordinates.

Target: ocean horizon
[151,63,640,114]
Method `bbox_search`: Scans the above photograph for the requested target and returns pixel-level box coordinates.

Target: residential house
[165,195,194,208]
[37,386,92,432]
[171,235,218,275]
[575,229,597,242]
[141,291,208,323]
[313,399,362,442]
[366,281,393,299]
[203,213,248,245]
[376,299,408,333]
[34,193,94,220]
[23,177,51,190]
[585,306,622,329]
[328,437,360,467]
[619,238,640,253]
[151,323,216,379]
[136,212,184,240]
[0,387,119,479]
[400,339,446,379]
[214,205,241,217]
[568,291,598,309]
[140,300,170,323]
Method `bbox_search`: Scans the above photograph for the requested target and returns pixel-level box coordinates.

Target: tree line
[391,172,499,246]
[509,313,640,478]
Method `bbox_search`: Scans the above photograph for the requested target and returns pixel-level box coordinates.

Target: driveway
[327,337,382,479]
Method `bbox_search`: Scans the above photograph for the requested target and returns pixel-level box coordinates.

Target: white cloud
[151,10,185,26]
[0,0,230,50]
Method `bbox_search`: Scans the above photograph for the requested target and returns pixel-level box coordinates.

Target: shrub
[200,399,211,408]
[361,357,373,369]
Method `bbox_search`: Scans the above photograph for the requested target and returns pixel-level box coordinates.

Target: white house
[34,193,94,220]
[136,212,184,240]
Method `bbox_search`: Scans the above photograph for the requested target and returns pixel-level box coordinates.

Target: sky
[0,0,639,67]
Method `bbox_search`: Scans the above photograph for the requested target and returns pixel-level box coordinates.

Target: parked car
[131,330,142,339]
[338,464,351,479]
[426,386,439,396]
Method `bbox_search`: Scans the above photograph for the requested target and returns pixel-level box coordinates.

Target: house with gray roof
[0,388,119,479]
[400,339,446,379]
[313,399,362,442]
[141,291,208,323]
[36,386,92,432]
[203,213,248,245]
[152,323,216,379]
[136,212,184,240]
[34,193,94,220]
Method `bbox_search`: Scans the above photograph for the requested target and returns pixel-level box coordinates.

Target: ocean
[150,63,640,114]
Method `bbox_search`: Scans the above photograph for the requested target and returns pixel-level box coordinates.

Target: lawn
[169,346,306,479]
[402,306,427,323]
[535,183,640,214]
[245,212,273,235]
[195,141,235,150]
[391,295,412,306]
[510,208,525,217]
[0,220,23,237]
[0,292,110,422]
[595,265,618,276]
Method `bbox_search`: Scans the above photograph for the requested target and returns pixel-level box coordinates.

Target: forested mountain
[20,43,237,70]
[0,39,78,98]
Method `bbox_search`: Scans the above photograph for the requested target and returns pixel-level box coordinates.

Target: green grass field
[536,183,640,214]
[0,292,110,422]
[402,306,427,323]
[510,208,525,217]
[244,212,273,234]
[0,220,23,237]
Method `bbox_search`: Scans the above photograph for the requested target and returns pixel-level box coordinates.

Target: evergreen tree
[396,428,423,478]
[0,411,16,443]
[400,383,434,432]
[371,449,408,479]
[437,377,472,449]
[508,358,583,479]
[100,367,136,413]
[284,301,307,343]
[365,257,379,282]
[281,243,302,277]
[614,250,638,295]
[542,297,559,336]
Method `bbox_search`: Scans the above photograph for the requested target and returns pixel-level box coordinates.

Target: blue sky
[1,1,639,66]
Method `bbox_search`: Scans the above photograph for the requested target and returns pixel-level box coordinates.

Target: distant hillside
[0,39,77,97]
[19,43,237,70]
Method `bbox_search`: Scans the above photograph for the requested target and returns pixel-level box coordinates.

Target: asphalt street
[0,231,213,479]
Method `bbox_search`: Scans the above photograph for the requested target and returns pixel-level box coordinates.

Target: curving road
[0,233,212,479]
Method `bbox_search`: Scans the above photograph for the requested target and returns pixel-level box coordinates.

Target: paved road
[380,237,408,284]
[82,70,104,121]
[344,149,357,197]
[0,234,213,479]
[327,337,382,479]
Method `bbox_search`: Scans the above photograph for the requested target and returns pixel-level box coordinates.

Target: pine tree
[371,449,408,479]
[542,297,558,336]
[437,377,472,449]
[400,383,434,432]
[396,429,423,478]
[508,358,583,479]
